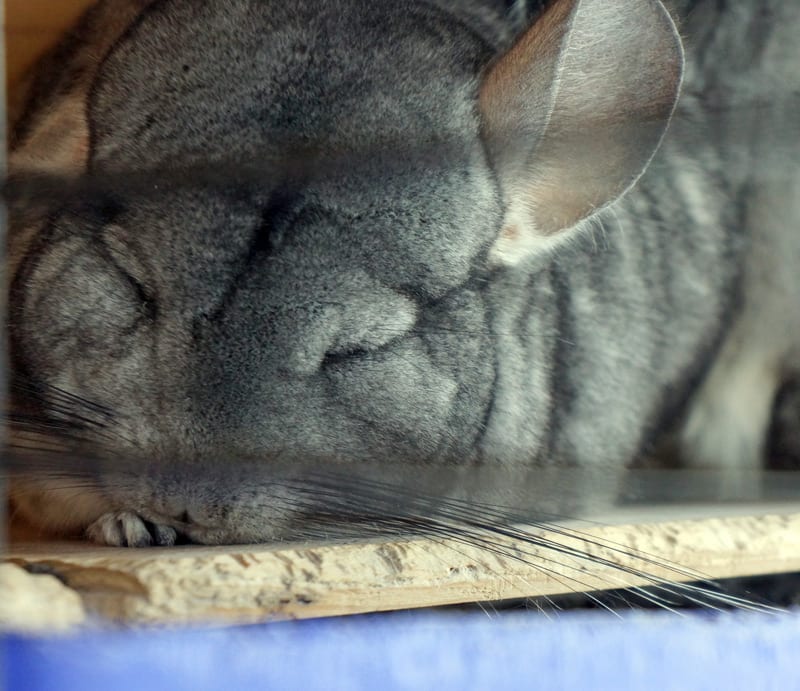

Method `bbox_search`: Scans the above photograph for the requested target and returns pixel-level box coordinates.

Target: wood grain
[5,505,800,628]
[0,563,87,632]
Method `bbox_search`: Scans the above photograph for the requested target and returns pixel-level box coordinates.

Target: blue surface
[5,609,800,691]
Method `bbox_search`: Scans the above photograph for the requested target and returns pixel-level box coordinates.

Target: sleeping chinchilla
[5,0,800,547]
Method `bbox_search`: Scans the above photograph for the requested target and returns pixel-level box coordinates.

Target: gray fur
[7,0,800,545]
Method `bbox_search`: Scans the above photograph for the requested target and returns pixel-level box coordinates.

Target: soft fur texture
[6,0,799,546]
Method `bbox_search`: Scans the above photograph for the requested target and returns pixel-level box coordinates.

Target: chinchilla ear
[480,0,683,264]
[10,96,91,175]
[9,1,156,177]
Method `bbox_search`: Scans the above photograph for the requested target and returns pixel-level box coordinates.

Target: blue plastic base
[5,608,800,691]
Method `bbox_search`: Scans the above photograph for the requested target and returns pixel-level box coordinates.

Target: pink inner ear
[479,0,683,259]
[479,0,575,163]
[11,96,91,174]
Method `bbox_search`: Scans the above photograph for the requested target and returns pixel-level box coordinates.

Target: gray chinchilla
[6,0,800,546]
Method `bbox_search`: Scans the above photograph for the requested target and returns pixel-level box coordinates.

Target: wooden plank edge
[4,508,800,627]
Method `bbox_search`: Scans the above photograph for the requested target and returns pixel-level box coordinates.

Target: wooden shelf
[4,504,800,629]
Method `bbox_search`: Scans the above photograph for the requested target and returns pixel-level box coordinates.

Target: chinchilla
[5,0,800,550]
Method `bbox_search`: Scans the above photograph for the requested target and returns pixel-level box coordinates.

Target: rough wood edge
[4,505,800,628]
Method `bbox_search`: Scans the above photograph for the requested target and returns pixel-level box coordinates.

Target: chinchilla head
[8,0,683,544]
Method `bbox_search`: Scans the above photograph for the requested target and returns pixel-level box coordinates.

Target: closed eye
[321,345,370,368]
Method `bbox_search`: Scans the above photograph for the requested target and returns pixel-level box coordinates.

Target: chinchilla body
[6,0,800,545]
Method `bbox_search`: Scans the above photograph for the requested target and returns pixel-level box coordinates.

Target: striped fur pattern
[6,0,800,546]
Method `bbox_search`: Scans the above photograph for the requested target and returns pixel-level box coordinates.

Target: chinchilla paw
[86,511,178,547]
